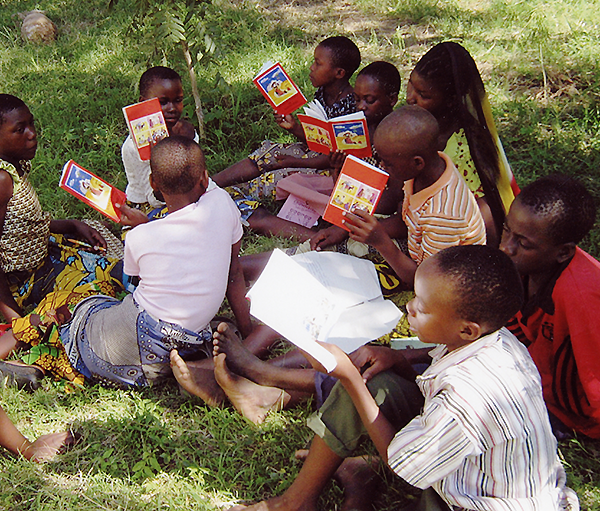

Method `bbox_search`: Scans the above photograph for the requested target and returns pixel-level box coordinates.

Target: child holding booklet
[0,136,251,390]
[0,94,123,331]
[225,245,579,511]
[211,36,360,237]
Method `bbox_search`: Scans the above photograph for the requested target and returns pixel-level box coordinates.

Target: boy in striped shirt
[230,246,578,511]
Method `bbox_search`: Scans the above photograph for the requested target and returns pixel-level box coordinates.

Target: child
[226,245,579,511]
[406,41,519,246]
[0,136,251,389]
[121,66,196,214]
[0,405,75,462]
[0,94,122,334]
[211,36,360,238]
[501,174,600,439]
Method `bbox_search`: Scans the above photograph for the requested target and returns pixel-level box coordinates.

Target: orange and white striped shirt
[402,152,486,265]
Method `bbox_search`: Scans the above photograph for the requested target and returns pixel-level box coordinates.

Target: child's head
[407,245,523,349]
[150,135,208,197]
[354,61,400,126]
[500,174,597,277]
[310,36,361,88]
[139,66,184,130]
[0,94,37,165]
[372,105,439,186]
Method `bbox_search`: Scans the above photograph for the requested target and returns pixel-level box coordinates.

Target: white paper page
[303,99,328,120]
[292,252,382,307]
[254,60,275,79]
[329,111,366,123]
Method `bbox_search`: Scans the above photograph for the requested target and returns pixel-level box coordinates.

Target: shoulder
[171,120,196,140]
[554,248,600,300]
[0,169,15,204]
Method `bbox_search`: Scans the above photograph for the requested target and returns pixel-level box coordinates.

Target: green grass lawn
[1,0,600,509]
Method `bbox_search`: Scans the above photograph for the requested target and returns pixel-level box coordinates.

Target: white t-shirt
[123,186,243,332]
[121,132,200,207]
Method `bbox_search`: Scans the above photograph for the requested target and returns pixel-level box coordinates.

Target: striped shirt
[388,328,579,511]
[402,153,486,265]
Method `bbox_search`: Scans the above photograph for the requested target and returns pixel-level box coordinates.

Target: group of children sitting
[0,33,598,511]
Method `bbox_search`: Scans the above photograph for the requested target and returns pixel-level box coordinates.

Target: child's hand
[72,221,107,250]
[350,345,401,382]
[303,342,362,382]
[329,151,346,182]
[117,203,149,227]
[274,113,297,131]
[309,225,348,251]
[342,209,388,248]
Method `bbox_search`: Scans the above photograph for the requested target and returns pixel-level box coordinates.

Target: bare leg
[169,351,225,407]
[242,324,283,358]
[229,435,343,511]
[0,331,17,359]
[213,323,317,394]
[214,353,290,424]
[247,207,315,241]
[212,158,262,188]
[476,196,499,248]
[240,251,273,284]
[0,406,75,462]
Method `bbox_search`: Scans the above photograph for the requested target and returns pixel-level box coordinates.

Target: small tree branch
[181,39,205,139]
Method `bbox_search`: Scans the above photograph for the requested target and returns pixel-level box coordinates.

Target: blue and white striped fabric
[388,328,579,511]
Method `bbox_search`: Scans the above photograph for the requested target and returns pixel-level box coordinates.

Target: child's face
[354,75,396,126]
[406,258,467,350]
[0,106,38,165]
[373,130,420,187]
[406,71,447,119]
[141,78,184,130]
[500,198,565,278]
[309,45,342,88]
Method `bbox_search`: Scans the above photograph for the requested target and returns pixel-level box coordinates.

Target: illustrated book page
[253,61,307,116]
[122,97,168,161]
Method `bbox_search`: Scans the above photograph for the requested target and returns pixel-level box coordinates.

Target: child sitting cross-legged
[211,36,361,240]
[0,136,251,390]
[225,245,579,511]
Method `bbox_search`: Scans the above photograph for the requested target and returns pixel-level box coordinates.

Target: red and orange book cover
[253,61,307,116]
[122,97,168,161]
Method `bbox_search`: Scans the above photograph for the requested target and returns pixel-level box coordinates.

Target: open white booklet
[246,250,402,372]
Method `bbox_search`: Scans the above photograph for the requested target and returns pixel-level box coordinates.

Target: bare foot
[212,323,266,381]
[21,430,77,463]
[214,353,290,424]
[170,350,225,407]
[335,456,381,511]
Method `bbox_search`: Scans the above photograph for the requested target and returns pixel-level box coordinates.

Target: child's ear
[413,155,426,170]
[556,242,576,264]
[335,67,346,80]
[149,173,159,191]
[459,321,482,342]
[388,93,399,107]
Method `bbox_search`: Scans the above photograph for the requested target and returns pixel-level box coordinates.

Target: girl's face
[309,45,342,88]
[141,78,184,130]
[406,71,447,119]
[0,106,38,165]
[353,75,397,126]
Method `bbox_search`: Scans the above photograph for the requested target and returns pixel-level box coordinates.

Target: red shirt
[507,248,600,438]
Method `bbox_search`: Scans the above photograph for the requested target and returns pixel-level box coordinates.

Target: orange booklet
[60,160,127,222]
[122,97,168,161]
[322,155,388,231]
[297,101,371,158]
[253,61,307,115]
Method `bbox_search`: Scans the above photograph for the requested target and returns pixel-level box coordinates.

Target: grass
[1,0,600,509]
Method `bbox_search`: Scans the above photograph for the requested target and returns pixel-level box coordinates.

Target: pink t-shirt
[124,186,243,332]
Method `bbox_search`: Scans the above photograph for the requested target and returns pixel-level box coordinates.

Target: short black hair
[318,36,361,78]
[516,174,597,245]
[139,66,182,98]
[434,245,524,331]
[0,94,27,127]
[150,136,205,195]
[357,61,401,96]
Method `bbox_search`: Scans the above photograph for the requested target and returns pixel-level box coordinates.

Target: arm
[0,172,23,320]
[49,219,107,250]
[117,203,150,228]
[309,225,349,251]
[274,113,305,142]
[226,240,253,338]
[270,153,331,171]
[342,209,417,287]
[350,345,418,382]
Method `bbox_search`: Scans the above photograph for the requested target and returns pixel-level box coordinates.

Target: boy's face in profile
[309,45,342,88]
[406,257,468,351]
[373,129,420,188]
[500,198,564,278]
[354,74,396,127]
[142,78,184,131]
[0,106,38,164]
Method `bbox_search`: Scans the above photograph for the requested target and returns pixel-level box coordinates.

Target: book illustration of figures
[253,62,307,116]
[123,97,168,161]
[323,155,389,231]
[60,160,127,222]
[333,121,368,151]
[303,123,333,150]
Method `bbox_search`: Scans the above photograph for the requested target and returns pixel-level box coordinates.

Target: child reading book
[121,66,197,214]
[0,136,251,389]
[0,94,123,333]
[224,245,579,511]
